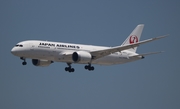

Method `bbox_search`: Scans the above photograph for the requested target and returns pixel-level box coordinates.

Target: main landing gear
[20,57,27,65]
[65,63,75,72]
[84,64,94,71]
[64,63,95,72]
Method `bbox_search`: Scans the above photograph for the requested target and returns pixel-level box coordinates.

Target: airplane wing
[90,35,167,60]
[129,51,164,58]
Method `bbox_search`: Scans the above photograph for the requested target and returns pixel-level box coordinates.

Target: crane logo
[129,35,138,44]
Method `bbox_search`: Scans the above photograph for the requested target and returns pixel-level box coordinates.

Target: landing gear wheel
[20,57,27,65]
[67,68,75,73]
[22,61,27,65]
[84,64,95,71]
[89,66,94,71]
[85,65,88,69]
[65,63,75,73]
[71,68,75,72]
[65,67,69,71]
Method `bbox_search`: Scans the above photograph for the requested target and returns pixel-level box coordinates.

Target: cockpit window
[15,44,23,47]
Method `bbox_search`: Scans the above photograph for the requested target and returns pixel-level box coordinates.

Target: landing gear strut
[84,64,94,71]
[65,63,75,72]
[20,57,27,65]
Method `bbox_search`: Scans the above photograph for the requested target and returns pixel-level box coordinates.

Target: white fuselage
[11,40,141,65]
[10,24,165,72]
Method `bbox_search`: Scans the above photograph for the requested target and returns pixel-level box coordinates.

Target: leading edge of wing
[91,35,168,60]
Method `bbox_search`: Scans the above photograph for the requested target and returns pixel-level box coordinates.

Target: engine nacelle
[72,51,92,63]
[32,59,52,67]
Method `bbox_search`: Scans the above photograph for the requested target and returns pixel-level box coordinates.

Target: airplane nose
[11,47,16,55]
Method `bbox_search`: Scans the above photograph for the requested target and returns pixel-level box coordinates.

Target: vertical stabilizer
[121,24,144,52]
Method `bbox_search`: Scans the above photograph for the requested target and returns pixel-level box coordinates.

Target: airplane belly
[22,46,55,60]
[92,54,141,65]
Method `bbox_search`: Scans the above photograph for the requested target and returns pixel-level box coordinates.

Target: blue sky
[0,0,179,109]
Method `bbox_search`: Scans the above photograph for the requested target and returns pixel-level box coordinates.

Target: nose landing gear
[20,57,27,65]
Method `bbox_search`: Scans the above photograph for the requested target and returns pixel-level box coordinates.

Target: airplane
[11,24,167,72]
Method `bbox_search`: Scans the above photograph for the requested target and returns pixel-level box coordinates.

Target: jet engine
[32,59,52,67]
[72,51,92,63]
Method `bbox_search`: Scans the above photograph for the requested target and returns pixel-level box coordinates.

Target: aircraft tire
[88,66,94,71]
[22,62,27,65]
[71,68,75,72]
[91,66,94,71]
[85,65,88,69]
[65,67,74,72]
[65,67,69,71]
